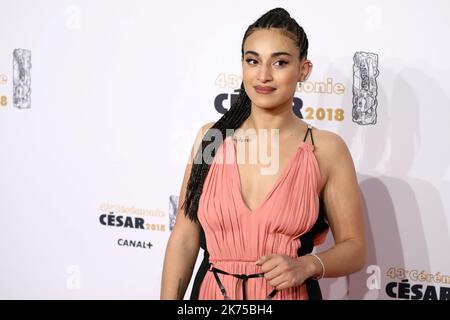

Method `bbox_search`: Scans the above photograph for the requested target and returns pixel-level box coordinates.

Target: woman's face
[242,28,310,111]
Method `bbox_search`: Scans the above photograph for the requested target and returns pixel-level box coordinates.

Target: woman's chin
[250,99,286,111]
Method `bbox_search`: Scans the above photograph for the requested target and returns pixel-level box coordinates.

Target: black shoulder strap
[302,124,315,146]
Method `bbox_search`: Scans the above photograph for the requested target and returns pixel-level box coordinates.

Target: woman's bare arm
[309,131,367,279]
[160,122,215,299]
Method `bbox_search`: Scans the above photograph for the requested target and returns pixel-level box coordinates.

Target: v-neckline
[229,136,313,214]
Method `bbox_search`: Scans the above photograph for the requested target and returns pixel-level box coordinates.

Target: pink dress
[192,125,328,300]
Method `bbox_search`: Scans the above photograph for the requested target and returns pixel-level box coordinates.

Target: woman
[161,7,366,300]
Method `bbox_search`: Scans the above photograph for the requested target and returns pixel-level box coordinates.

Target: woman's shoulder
[193,121,216,141]
[189,122,217,161]
[310,125,349,155]
[307,125,354,188]
[195,121,215,138]
[202,121,216,132]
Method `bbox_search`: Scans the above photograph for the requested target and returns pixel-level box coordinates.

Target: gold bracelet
[308,253,325,280]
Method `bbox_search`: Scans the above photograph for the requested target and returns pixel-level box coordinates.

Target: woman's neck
[243,102,301,134]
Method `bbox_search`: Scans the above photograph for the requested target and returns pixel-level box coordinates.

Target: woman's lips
[254,86,276,94]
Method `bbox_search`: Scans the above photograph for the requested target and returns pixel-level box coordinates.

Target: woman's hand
[255,254,318,291]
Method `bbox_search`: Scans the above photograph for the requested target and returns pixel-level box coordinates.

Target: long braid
[182,7,309,222]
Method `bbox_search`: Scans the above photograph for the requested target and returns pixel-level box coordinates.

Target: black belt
[208,262,278,300]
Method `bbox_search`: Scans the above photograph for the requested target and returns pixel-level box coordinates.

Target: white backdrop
[1,0,449,300]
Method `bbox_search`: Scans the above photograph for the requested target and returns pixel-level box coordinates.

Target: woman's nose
[257,64,272,82]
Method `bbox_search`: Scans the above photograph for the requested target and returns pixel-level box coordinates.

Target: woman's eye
[245,59,288,66]
[275,60,288,66]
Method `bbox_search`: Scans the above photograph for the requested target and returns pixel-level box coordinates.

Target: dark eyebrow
[244,50,292,58]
